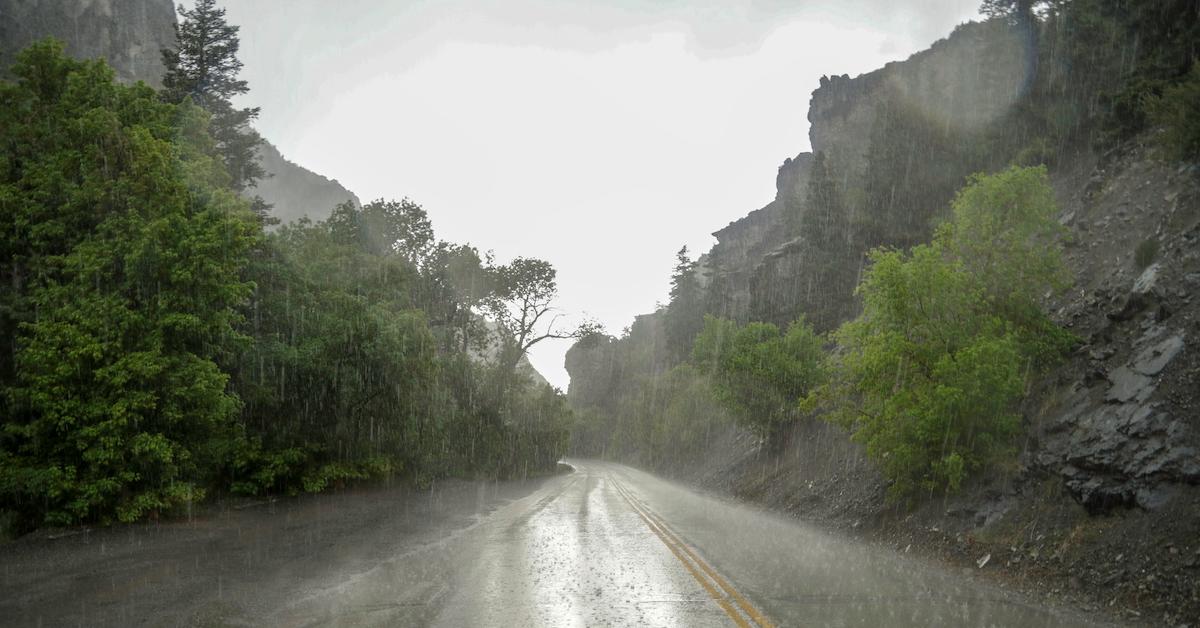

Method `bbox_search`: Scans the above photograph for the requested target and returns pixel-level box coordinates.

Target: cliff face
[1,0,360,227]
[0,0,176,86]
[807,20,1030,178]
[565,311,668,408]
[694,20,1032,331]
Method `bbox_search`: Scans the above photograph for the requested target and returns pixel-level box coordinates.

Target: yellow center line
[610,478,777,628]
[620,486,778,628]
[612,480,751,628]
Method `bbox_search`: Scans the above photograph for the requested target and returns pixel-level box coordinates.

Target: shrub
[693,315,825,447]
[824,166,1073,502]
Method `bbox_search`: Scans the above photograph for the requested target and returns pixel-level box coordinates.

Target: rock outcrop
[704,152,811,321]
[807,20,1030,178]
[0,0,176,85]
[696,20,1033,330]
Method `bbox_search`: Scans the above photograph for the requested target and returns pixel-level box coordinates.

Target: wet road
[1,460,1104,627]
[280,460,1097,627]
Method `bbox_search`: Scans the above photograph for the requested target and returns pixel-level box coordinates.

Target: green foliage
[568,362,728,467]
[0,41,257,527]
[824,166,1073,502]
[1149,63,1200,161]
[1037,0,1200,147]
[693,315,825,445]
[0,41,571,533]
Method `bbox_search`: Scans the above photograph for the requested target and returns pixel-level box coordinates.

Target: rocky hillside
[0,0,358,226]
[566,13,1199,624]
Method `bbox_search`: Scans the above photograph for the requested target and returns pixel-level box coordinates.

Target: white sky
[207,0,983,389]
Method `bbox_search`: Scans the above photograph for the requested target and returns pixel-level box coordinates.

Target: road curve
[281,460,1097,627]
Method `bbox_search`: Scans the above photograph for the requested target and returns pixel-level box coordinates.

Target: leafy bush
[693,315,825,447]
[824,166,1073,502]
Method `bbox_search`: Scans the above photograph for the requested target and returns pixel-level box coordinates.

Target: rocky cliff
[703,153,812,321]
[687,20,1035,332]
[0,0,359,226]
[807,20,1030,180]
[0,0,176,86]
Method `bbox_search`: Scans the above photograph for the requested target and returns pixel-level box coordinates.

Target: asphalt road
[0,460,1102,627]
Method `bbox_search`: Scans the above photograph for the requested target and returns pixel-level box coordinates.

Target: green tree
[0,41,259,527]
[824,166,1072,502]
[161,0,265,193]
[692,315,825,448]
[484,257,599,379]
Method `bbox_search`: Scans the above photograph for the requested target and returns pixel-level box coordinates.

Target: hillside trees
[226,213,448,494]
[1149,62,1200,161]
[0,40,574,531]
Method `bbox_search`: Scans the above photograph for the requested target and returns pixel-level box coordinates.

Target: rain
[1,0,1198,626]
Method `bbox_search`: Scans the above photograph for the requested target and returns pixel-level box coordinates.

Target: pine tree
[161,0,266,194]
[665,246,705,362]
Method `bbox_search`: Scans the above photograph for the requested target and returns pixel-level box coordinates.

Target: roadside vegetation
[572,166,1074,502]
[0,1,577,536]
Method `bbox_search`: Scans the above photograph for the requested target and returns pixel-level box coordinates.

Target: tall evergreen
[664,246,705,362]
[161,0,266,194]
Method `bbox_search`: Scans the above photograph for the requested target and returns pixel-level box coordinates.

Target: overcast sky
[206,0,983,389]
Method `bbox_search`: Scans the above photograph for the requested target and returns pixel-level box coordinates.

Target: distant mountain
[252,140,360,225]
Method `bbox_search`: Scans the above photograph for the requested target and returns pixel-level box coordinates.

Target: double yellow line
[610,478,776,628]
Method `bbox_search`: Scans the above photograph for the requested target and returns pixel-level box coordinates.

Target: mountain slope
[252,140,361,224]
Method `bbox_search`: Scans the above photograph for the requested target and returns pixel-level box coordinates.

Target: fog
[203,0,983,388]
